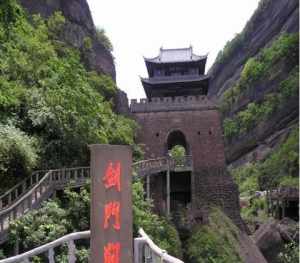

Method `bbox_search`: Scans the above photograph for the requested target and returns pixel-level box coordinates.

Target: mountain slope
[19,0,116,79]
[208,0,299,168]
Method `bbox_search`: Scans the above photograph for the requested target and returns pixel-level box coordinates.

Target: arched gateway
[130,47,247,231]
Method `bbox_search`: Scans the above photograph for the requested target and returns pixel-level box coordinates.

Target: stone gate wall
[131,96,248,232]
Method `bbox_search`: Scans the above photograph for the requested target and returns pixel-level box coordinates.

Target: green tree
[0,3,137,173]
[0,124,39,191]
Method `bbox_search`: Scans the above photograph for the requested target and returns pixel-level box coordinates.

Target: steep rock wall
[208,0,299,166]
[19,0,116,79]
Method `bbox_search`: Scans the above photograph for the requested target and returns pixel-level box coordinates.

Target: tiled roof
[145,47,207,63]
[141,74,209,84]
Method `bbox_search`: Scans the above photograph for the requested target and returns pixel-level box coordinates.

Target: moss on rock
[186,207,242,263]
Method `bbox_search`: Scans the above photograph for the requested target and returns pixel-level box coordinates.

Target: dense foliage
[278,241,299,263]
[6,180,182,259]
[231,127,299,194]
[222,33,299,139]
[186,208,242,263]
[0,124,39,191]
[0,1,137,190]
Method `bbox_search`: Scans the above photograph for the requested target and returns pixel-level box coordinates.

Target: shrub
[279,66,299,100]
[278,241,299,263]
[231,127,298,192]
[0,124,39,191]
[232,163,259,196]
[96,27,113,52]
[220,33,299,114]
[223,118,239,139]
[9,201,69,251]
[187,208,242,263]
[47,11,65,37]
[83,37,92,50]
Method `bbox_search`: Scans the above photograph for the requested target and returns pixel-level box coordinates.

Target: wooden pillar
[166,162,170,216]
[14,235,19,255]
[266,190,269,216]
[282,199,286,218]
[276,197,280,219]
[146,174,150,200]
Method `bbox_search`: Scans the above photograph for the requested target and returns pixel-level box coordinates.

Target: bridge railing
[133,157,169,176]
[0,156,193,243]
[0,171,53,237]
[134,228,184,263]
[0,228,184,263]
[169,155,193,170]
[50,167,90,189]
[133,155,193,177]
[0,230,90,263]
[0,170,48,210]
[0,167,90,242]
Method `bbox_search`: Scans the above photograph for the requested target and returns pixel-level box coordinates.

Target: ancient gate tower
[130,47,246,231]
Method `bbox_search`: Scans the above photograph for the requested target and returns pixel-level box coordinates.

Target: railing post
[28,195,32,210]
[166,159,170,216]
[8,193,12,206]
[74,169,78,182]
[146,174,150,200]
[34,188,38,202]
[14,235,19,256]
[134,238,146,263]
[0,216,3,231]
[48,247,55,263]
[14,189,18,201]
[22,182,26,195]
[68,240,76,263]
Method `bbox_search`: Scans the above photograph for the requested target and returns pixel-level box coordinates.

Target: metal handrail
[0,230,90,263]
[134,228,184,263]
[0,228,183,263]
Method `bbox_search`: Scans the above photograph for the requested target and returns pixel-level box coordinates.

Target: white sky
[87,0,261,100]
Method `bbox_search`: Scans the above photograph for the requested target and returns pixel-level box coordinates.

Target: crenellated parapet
[130,95,217,113]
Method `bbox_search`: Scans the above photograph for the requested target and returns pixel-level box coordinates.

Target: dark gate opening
[284,201,299,221]
[170,171,191,212]
[166,130,189,155]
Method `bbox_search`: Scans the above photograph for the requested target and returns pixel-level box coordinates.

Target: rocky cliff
[19,0,116,79]
[208,0,299,167]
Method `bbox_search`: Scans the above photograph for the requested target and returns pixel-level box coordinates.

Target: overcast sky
[87,0,261,100]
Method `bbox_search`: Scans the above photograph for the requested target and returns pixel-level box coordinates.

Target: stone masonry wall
[133,108,225,169]
[132,98,248,232]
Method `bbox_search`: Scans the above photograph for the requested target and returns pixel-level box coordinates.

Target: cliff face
[209,0,298,99]
[19,0,116,79]
[208,0,299,166]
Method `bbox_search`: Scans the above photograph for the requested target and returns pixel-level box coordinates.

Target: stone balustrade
[130,95,217,113]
